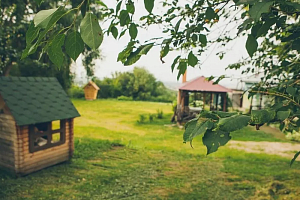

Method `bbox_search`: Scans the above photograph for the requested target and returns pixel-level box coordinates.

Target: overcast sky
[74,0,250,89]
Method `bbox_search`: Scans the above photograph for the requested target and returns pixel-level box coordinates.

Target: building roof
[179,76,232,93]
[0,77,80,126]
[84,81,100,90]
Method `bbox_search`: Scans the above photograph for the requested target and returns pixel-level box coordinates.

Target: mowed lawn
[1,99,300,200]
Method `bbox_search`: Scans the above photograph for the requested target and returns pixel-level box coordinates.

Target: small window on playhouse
[29,120,66,153]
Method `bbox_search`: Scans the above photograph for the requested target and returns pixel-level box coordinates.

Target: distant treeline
[69,67,176,103]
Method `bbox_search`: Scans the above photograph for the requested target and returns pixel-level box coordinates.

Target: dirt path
[228,141,300,158]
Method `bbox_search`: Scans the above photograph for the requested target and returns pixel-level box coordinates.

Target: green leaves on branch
[22,7,65,59]
[249,2,273,21]
[144,0,155,13]
[118,42,154,66]
[183,111,249,155]
[80,13,103,50]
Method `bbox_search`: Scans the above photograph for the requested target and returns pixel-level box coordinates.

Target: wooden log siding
[0,114,17,173]
[15,120,72,175]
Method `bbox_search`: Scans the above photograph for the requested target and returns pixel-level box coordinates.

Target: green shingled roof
[0,77,80,126]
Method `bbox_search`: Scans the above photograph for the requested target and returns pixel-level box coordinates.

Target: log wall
[15,119,74,175]
[0,114,17,173]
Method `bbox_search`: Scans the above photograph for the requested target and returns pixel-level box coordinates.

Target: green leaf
[199,34,207,46]
[216,114,250,132]
[183,118,198,143]
[144,0,155,13]
[246,34,258,57]
[80,13,103,49]
[249,2,273,21]
[286,86,296,96]
[205,7,216,20]
[202,130,231,155]
[183,118,214,143]
[34,8,58,28]
[124,50,141,66]
[177,60,187,80]
[138,43,154,55]
[126,1,135,14]
[119,29,127,39]
[111,26,118,39]
[21,42,38,59]
[191,34,198,42]
[160,44,169,58]
[116,1,122,14]
[129,23,138,39]
[277,110,290,121]
[65,31,84,61]
[123,43,154,66]
[117,43,134,62]
[188,51,198,67]
[171,56,180,72]
[190,120,215,144]
[48,34,65,67]
[119,10,130,26]
[174,19,182,33]
[26,23,40,45]
[250,109,276,125]
[290,151,300,167]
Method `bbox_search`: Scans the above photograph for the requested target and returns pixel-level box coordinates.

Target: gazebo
[176,76,231,122]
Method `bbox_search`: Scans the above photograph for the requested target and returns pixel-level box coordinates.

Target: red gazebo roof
[179,76,232,93]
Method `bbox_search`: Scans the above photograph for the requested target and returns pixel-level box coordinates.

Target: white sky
[74,0,250,88]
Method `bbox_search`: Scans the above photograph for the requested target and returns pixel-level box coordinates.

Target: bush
[149,114,155,122]
[286,131,300,142]
[117,95,133,101]
[137,114,146,123]
[68,86,84,99]
[156,109,164,119]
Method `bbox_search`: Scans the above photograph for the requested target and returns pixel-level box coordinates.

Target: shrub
[137,114,146,123]
[286,131,300,142]
[156,109,164,119]
[117,95,133,101]
[149,114,155,122]
[68,86,85,99]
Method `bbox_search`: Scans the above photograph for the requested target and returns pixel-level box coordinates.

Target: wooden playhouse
[0,77,80,176]
[84,81,100,100]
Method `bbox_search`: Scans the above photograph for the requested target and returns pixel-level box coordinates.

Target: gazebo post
[203,92,206,110]
[215,93,219,111]
[223,93,227,112]
[210,93,214,111]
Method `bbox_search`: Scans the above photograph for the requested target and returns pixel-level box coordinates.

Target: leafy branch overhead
[24,0,300,78]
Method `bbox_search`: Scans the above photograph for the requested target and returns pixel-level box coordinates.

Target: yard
[1,99,300,200]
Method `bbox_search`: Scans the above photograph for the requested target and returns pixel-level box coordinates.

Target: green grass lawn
[1,99,300,200]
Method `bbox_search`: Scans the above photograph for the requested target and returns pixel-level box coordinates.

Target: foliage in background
[93,67,176,102]
[0,0,104,90]
[68,85,85,99]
